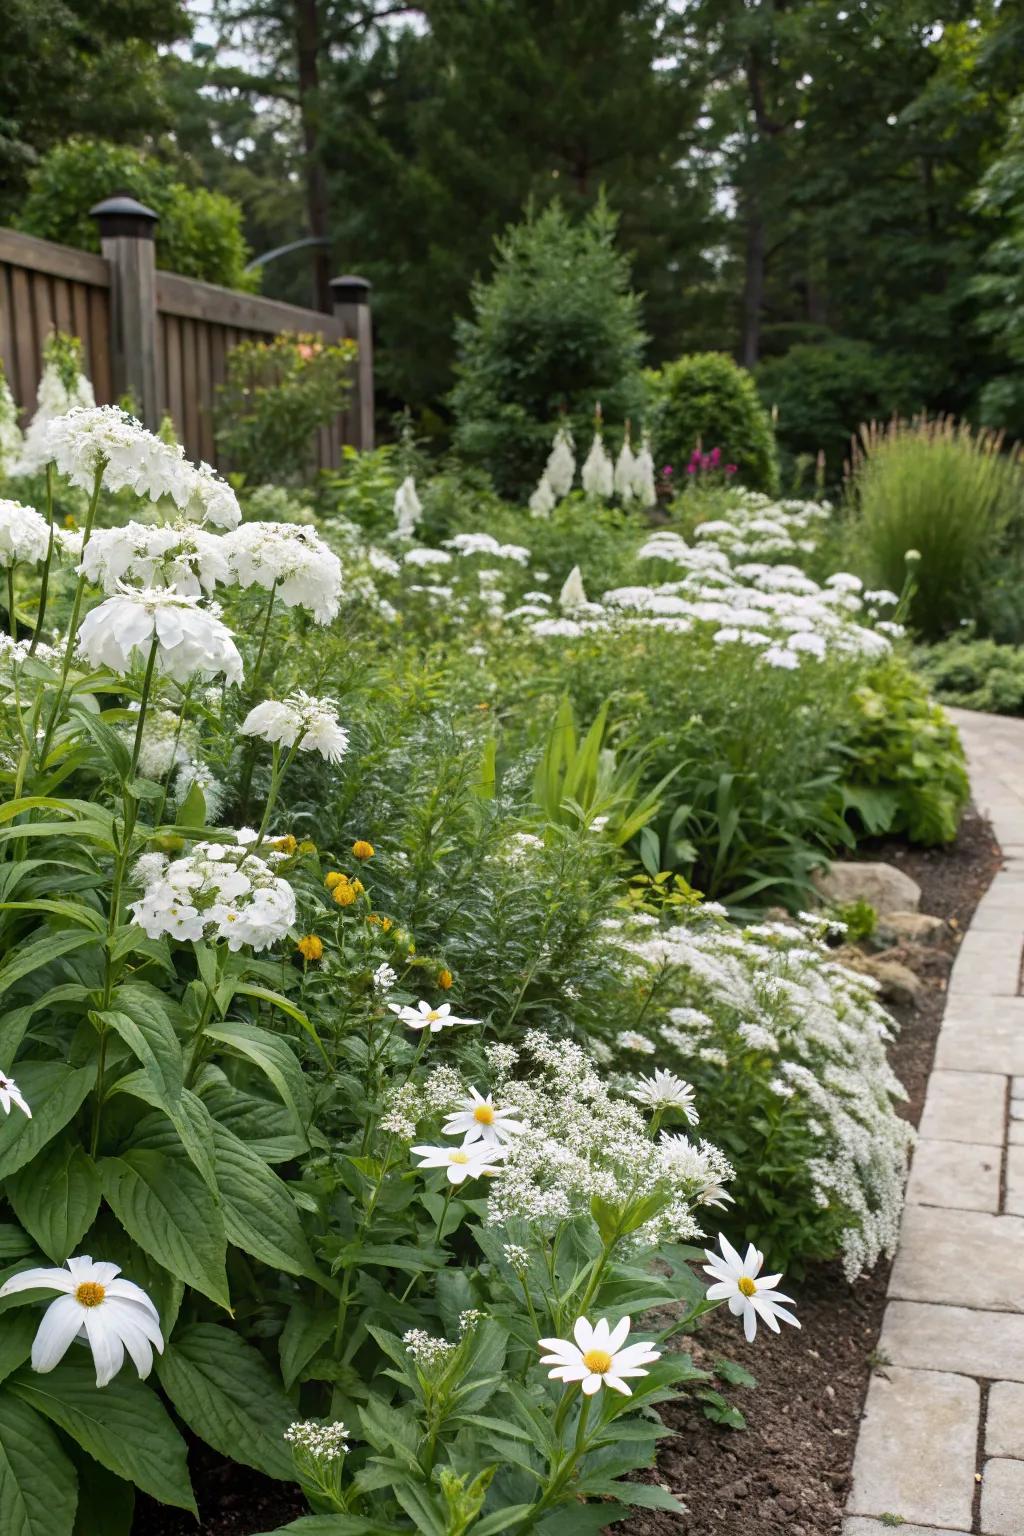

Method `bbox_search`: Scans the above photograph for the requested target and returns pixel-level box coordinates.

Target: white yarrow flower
[0,1255,162,1388]
[538,1316,660,1396]
[702,1233,800,1343]
[77,588,243,685]
[442,1088,525,1147]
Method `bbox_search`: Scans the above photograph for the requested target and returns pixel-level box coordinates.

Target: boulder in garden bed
[813,860,922,915]
[877,910,947,947]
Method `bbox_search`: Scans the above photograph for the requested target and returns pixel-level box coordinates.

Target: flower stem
[6,567,16,641]
[29,464,55,655]
[38,461,104,764]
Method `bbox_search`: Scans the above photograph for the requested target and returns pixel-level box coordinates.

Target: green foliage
[915,633,1024,717]
[646,353,779,493]
[756,338,920,481]
[450,200,647,496]
[846,415,1024,640]
[831,899,878,944]
[215,333,357,486]
[839,660,969,846]
[17,138,258,292]
[973,92,1024,438]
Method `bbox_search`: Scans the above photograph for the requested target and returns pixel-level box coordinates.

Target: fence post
[330,274,374,451]
[90,195,160,428]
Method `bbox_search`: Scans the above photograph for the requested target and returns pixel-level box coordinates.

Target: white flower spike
[0,1256,163,1388]
[0,1071,30,1119]
[702,1233,799,1343]
[538,1316,661,1396]
[443,1088,525,1147]
[387,1000,479,1034]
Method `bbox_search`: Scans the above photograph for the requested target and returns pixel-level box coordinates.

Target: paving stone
[987,1382,1024,1458]
[1013,1077,1024,1100]
[935,1022,1024,1076]
[1011,1101,1024,1120]
[982,1458,1024,1535]
[881,1301,1024,1380]
[906,1139,999,1211]
[917,1071,1007,1145]
[844,1523,971,1536]
[1004,1145,1024,1216]
[847,1366,978,1529]
[946,930,1024,998]
[1011,1120,1024,1146]
[890,1206,1024,1312]
[968,906,1024,935]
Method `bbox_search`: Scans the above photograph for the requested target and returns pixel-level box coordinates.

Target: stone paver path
[845,708,1024,1536]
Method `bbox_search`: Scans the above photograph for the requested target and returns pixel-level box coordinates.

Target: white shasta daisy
[630,1068,699,1124]
[538,1316,660,1396]
[0,1071,30,1118]
[702,1232,799,1343]
[443,1088,525,1147]
[0,1255,163,1387]
[411,1142,506,1185]
[387,1000,479,1034]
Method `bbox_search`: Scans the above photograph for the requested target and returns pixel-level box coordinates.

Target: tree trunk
[294,0,332,311]
[741,191,764,369]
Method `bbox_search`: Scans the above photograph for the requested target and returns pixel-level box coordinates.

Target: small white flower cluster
[241,692,349,764]
[79,520,229,597]
[402,1329,455,1369]
[223,521,343,624]
[0,499,49,569]
[284,1420,350,1461]
[615,911,914,1280]
[693,491,831,562]
[444,532,530,564]
[130,833,296,951]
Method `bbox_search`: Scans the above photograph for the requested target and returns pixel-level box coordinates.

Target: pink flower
[662,465,674,477]
[709,447,721,465]
[686,464,697,475]
[725,464,738,476]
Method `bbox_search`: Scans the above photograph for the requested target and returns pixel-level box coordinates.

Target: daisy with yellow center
[410,1142,506,1185]
[443,1087,525,1148]
[538,1316,661,1396]
[387,1000,479,1034]
[702,1233,799,1343]
[0,1255,163,1387]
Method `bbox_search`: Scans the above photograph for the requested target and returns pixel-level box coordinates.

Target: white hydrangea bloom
[130,835,296,951]
[79,521,229,596]
[394,475,423,539]
[581,432,614,497]
[224,522,342,624]
[240,692,349,763]
[529,473,556,519]
[0,499,49,568]
[544,426,576,498]
[77,588,243,685]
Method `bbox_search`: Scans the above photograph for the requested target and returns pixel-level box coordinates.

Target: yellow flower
[272,834,297,855]
[63,513,77,530]
[298,839,317,855]
[297,935,324,962]
[325,871,345,891]
[352,840,375,861]
[350,878,365,895]
[332,880,357,908]
[438,968,453,990]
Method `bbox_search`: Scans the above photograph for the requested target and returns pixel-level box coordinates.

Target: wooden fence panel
[0,223,370,471]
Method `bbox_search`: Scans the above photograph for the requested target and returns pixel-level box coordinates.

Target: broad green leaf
[0,1387,78,1536]
[91,1007,183,1107]
[6,1135,101,1262]
[0,1226,33,1261]
[203,1021,310,1130]
[8,1358,194,1512]
[279,1299,337,1390]
[0,902,103,933]
[211,1121,322,1281]
[251,1520,388,1535]
[0,1063,93,1181]
[0,822,114,851]
[0,932,97,1002]
[473,1508,537,1535]
[99,1150,229,1310]
[174,781,206,828]
[156,1324,295,1482]
[0,984,94,1069]
[536,1505,628,1533]
[69,1453,134,1536]
[113,1081,219,1195]
[0,1312,36,1385]
[231,984,328,1060]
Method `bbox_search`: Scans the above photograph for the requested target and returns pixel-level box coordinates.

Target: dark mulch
[624,807,1003,1536]
[134,813,1001,1536]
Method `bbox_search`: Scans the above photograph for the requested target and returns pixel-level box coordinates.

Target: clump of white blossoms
[0,499,49,569]
[284,1420,350,1461]
[614,430,636,502]
[403,1329,455,1370]
[0,1255,162,1388]
[467,1033,733,1245]
[79,520,230,596]
[17,353,95,474]
[529,473,556,519]
[631,1068,699,1124]
[632,431,657,508]
[224,521,343,623]
[613,910,914,1280]
[130,835,296,951]
[120,706,199,780]
[77,588,243,686]
[703,1233,800,1343]
[545,425,576,498]
[539,1316,660,1397]
[394,475,423,539]
[240,692,349,764]
[581,429,614,498]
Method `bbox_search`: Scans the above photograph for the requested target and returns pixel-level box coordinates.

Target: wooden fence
[0,196,374,471]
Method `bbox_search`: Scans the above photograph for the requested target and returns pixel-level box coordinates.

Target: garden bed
[630,809,1002,1536]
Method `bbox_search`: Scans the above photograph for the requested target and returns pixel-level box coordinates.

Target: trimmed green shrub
[18,137,258,292]
[646,351,779,493]
[450,199,647,498]
[915,634,1024,716]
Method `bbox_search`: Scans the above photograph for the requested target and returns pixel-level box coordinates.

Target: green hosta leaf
[8,1357,194,1511]
[0,1387,78,1536]
[203,1021,310,1131]
[99,1149,229,1310]
[92,1004,183,1107]
[0,1063,93,1181]
[6,1135,101,1262]
[211,1121,323,1282]
[156,1324,295,1482]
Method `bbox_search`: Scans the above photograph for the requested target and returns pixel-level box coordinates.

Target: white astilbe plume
[529,473,557,519]
[79,521,229,596]
[581,431,614,497]
[558,565,589,613]
[17,360,95,473]
[130,834,296,951]
[394,476,423,539]
[0,375,22,474]
[544,426,576,498]
[632,431,657,508]
[0,499,49,568]
[223,522,342,623]
[614,432,636,501]
[77,588,243,685]
[240,692,349,763]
